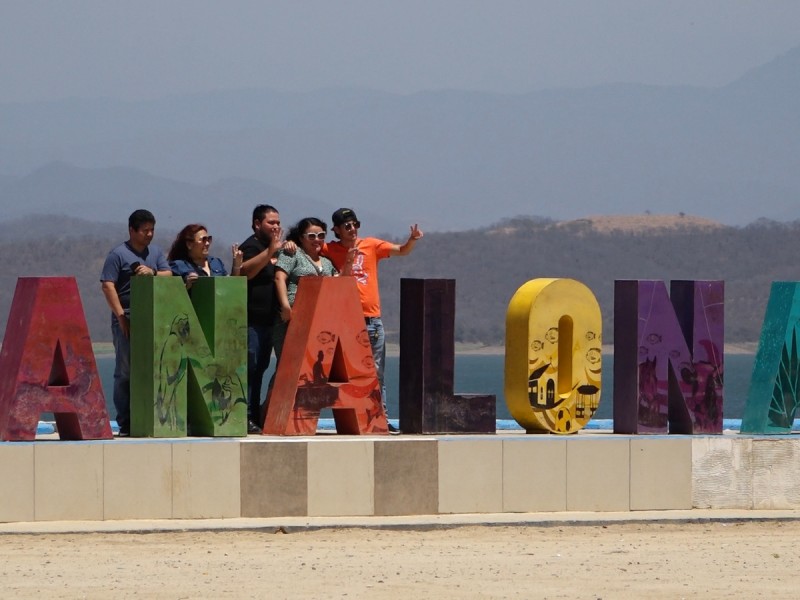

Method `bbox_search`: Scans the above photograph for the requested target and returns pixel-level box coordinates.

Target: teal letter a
[741,282,800,434]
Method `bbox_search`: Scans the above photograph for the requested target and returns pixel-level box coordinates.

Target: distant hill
[720,44,800,108]
[554,214,724,234]
[0,162,406,241]
[376,214,800,346]
[1,46,799,230]
[0,214,797,347]
[0,215,123,241]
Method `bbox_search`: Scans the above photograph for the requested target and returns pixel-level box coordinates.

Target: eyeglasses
[303,232,326,241]
[193,235,213,244]
[342,221,360,231]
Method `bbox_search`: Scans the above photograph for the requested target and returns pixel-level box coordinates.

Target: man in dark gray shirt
[239,204,283,433]
[100,209,172,436]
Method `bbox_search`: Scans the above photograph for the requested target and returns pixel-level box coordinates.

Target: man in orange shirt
[324,208,423,433]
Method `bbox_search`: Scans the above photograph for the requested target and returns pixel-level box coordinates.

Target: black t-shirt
[239,233,277,326]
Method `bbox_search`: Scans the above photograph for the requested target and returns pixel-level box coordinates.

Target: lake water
[96,352,756,422]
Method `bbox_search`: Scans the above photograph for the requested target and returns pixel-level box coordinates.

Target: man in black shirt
[239,204,283,433]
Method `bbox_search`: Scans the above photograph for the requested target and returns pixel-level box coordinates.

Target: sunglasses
[303,232,326,241]
[342,221,361,231]
[193,235,213,244]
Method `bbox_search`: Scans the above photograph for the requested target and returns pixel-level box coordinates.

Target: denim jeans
[111,315,131,431]
[365,317,387,415]
[247,323,274,424]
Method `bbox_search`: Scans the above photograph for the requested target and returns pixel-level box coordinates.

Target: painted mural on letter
[131,276,248,437]
[505,278,603,434]
[264,277,388,435]
[615,280,724,434]
[526,325,602,433]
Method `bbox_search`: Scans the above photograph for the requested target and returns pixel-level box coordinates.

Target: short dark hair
[252,204,279,229]
[128,209,156,231]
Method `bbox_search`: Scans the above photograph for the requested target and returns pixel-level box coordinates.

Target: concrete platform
[2,430,799,524]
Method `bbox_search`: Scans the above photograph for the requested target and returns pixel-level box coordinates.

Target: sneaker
[247,420,263,434]
[387,423,401,435]
[117,428,130,438]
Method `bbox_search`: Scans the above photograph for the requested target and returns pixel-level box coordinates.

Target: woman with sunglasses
[272,217,338,361]
[168,223,243,289]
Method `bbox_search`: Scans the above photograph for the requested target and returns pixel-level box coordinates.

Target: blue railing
[36,418,800,435]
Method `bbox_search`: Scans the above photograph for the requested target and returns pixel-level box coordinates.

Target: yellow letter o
[505,278,602,434]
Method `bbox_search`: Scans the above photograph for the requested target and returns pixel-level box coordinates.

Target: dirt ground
[1,520,798,599]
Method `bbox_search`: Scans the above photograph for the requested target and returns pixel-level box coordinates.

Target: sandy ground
[1,520,798,599]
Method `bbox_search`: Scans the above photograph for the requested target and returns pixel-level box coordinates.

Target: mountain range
[1,45,798,231]
[0,214,796,349]
[0,162,402,243]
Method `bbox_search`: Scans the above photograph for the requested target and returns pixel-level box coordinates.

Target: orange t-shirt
[324,238,394,317]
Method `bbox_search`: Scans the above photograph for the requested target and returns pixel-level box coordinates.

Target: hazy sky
[1,0,799,103]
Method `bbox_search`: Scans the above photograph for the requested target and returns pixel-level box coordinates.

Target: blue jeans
[111,315,131,431]
[247,323,274,423]
[365,317,387,415]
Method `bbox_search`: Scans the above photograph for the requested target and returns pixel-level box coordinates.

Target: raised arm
[231,243,243,276]
[241,228,283,280]
[391,224,424,257]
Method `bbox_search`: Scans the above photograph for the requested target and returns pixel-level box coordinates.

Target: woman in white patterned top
[272,217,337,361]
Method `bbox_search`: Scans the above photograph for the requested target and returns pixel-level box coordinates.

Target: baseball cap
[332,208,359,227]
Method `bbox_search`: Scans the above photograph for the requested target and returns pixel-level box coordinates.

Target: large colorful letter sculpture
[264,277,388,435]
[0,277,112,441]
[614,280,724,434]
[505,278,602,434]
[398,278,496,433]
[741,282,800,434]
[130,276,248,437]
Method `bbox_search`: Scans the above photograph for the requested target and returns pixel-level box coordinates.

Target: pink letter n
[614,280,724,434]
